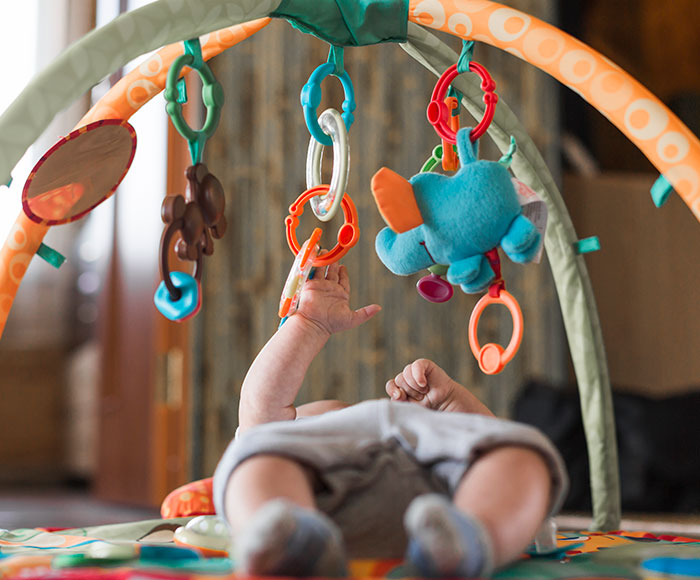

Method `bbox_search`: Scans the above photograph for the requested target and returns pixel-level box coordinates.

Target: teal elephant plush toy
[372,127,541,294]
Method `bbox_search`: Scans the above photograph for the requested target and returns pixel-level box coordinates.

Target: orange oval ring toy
[468,289,524,375]
[285,185,359,267]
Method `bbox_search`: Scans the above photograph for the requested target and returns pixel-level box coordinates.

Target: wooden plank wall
[198,1,562,474]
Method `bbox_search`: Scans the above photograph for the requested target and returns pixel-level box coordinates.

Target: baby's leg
[406,446,550,577]
[223,454,346,577]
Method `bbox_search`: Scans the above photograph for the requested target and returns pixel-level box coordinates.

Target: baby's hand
[385,359,456,411]
[386,359,493,415]
[296,261,381,336]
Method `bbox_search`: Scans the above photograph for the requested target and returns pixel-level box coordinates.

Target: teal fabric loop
[272,0,409,46]
[183,38,204,70]
[651,174,673,207]
[36,243,66,269]
[457,40,474,74]
[574,237,601,255]
[327,44,345,75]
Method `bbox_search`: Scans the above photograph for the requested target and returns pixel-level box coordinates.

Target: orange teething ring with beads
[285,185,359,266]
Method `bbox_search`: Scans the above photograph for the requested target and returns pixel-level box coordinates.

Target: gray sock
[234,499,347,577]
[404,494,494,578]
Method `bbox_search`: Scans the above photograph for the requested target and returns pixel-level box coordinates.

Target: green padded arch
[402,22,620,531]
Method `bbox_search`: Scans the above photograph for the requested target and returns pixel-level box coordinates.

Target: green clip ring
[420,144,459,173]
[164,40,225,165]
[421,145,443,173]
[574,237,601,255]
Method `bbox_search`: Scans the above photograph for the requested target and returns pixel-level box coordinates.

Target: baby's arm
[238,262,380,432]
[386,358,493,416]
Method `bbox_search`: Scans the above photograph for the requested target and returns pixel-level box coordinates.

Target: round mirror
[22,119,137,225]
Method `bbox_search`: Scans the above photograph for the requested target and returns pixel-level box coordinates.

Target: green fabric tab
[176,78,188,104]
[327,44,345,75]
[456,40,474,74]
[36,243,66,269]
[272,0,409,46]
[4,177,12,188]
[650,174,673,207]
[183,38,204,70]
[574,237,601,254]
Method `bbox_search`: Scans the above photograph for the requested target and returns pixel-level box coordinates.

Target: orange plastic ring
[468,289,523,375]
[285,185,359,266]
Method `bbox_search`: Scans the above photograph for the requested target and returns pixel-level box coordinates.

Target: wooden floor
[0,486,160,530]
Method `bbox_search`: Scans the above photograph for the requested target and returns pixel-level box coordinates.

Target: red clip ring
[285,185,360,266]
[427,62,498,145]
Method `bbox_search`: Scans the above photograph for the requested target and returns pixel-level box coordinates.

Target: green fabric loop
[456,40,474,74]
[327,44,345,75]
[498,136,518,167]
[36,243,66,269]
[176,78,188,104]
[183,38,204,70]
[651,174,673,207]
[575,237,602,254]
[272,0,409,46]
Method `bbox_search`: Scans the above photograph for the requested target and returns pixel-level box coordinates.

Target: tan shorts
[213,399,568,558]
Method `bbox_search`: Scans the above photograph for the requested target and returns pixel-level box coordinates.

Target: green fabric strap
[272,0,409,46]
[36,243,66,269]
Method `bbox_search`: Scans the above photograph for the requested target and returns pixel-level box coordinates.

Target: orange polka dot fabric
[160,477,216,519]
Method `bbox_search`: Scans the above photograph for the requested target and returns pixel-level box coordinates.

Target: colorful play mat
[2,519,700,580]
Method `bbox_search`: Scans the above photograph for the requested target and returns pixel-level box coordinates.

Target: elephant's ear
[371,167,424,233]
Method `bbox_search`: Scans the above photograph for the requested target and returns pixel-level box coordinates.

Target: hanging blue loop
[154,271,200,321]
[301,62,356,146]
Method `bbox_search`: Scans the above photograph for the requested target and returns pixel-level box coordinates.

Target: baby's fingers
[386,379,407,401]
[401,362,428,395]
[409,359,430,390]
[395,369,425,401]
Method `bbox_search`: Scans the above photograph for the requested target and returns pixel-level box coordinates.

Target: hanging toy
[154,163,227,321]
[468,248,524,374]
[278,47,360,325]
[371,53,541,375]
[279,228,322,319]
[372,126,541,293]
[154,38,227,322]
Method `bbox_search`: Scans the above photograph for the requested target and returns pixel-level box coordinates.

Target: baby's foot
[404,494,493,578]
[234,499,347,577]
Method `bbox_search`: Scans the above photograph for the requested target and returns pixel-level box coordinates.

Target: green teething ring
[164,40,225,165]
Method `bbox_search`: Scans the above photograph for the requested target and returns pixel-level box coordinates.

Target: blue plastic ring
[154,271,200,321]
[300,62,355,146]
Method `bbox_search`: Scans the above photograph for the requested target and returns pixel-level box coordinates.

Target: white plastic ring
[306,108,350,221]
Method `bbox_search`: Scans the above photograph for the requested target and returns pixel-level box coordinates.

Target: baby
[213,261,567,578]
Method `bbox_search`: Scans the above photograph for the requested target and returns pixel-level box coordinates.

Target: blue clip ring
[301,62,355,146]
[154,271,200,321]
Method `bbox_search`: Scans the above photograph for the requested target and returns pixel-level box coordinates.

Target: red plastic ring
[426,62,498,145]
[285,185,360,266]
[467,289,523,375]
